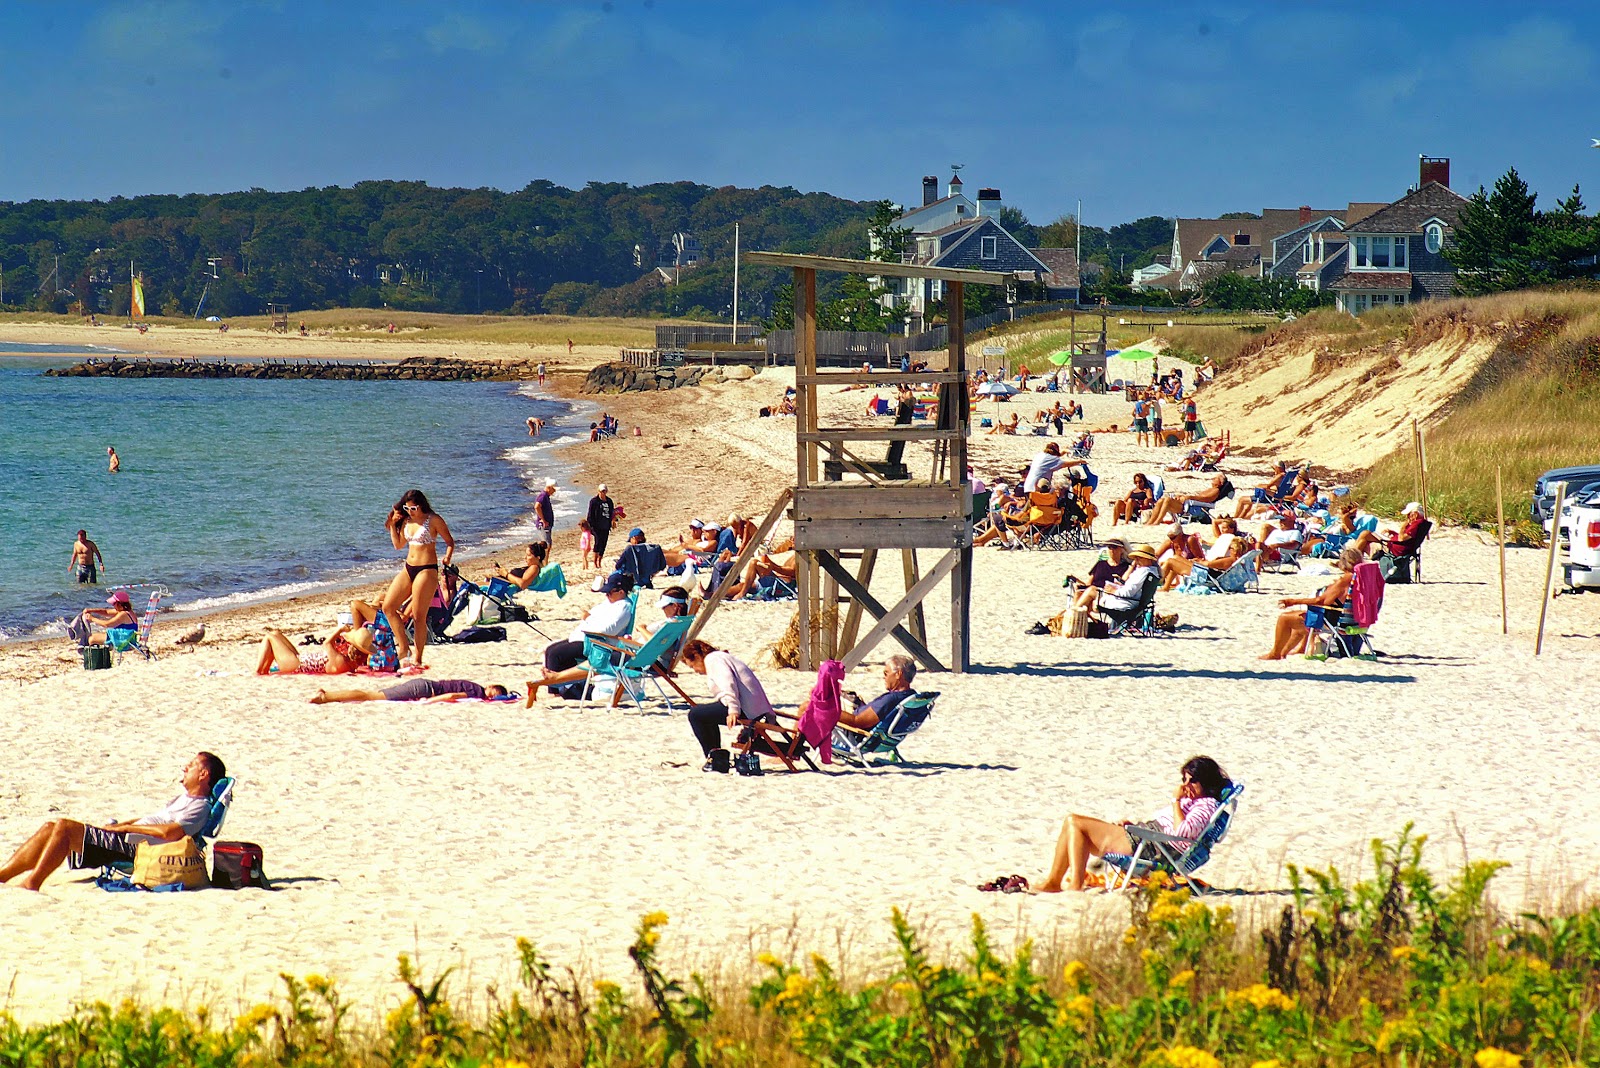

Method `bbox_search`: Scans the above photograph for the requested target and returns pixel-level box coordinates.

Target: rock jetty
[44,356,534,382]
[582,361,758,394]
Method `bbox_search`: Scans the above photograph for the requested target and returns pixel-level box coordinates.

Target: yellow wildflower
[774,972,811,1005]
[1390,945,1417,960]
[1169,969,1195,989]
[593,980,621,997]
[1526,957,1549,973]
[1162,1045,1221,1068]
[304,974,332,996]
[1182,901,1208,920]
[234,1004,276,1031]
[757,952,782,969]
[641,911,669,926]
[1148,902,1185,924]
[1475,1050,1522,1068]
[641,930,661,948]
[1249,1061,1283,1068]
[490,1059,534,1068]
[1062,960,1089,987]
[1227,984,1297,1012]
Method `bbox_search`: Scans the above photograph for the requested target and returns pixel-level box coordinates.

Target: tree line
[0,180,875,320]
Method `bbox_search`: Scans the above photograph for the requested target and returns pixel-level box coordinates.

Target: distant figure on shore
[106,446,120,473]
[69,529,105,584]
[0,752,225,892]
[566,339,574,355]
[526,416,545,436]
[299,321,308,336]
[536,361,547,385]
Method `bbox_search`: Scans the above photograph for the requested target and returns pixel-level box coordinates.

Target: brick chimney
[1420,155,1450,189]
[922,176,938,206]
[1299,205,1312,224]
[976,188,1002,217]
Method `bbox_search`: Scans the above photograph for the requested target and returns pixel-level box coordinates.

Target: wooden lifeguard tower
[739,252,1011,674]
[268,303,290,334]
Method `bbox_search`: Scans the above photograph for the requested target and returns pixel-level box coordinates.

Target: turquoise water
[0,352,584,640]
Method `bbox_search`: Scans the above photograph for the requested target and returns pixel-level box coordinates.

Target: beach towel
[1348,562,1385,628]
[797,660,844,765]
[367,614,400,673]
[528,563,568,598]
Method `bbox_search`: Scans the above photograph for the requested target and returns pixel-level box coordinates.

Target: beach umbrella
[1048,350,1073,365]
[977,381,1018,397]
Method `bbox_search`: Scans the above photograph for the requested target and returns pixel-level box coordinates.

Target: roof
[1028,247,1080,288]
[1258,208,1347,245]
[923,218,983,238]
[1329,271,1414,292]
[1182,261,1230,285]
[1345,202,1389,226]
[1210,245,1261,267]
[1139,269,1184,291]
[930,217,1053,275]
[896,193,975,229]
[1174,219,1227,265]
[1348,183,1469,234]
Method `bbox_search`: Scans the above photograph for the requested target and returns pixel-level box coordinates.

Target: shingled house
[1327,158,1469,313]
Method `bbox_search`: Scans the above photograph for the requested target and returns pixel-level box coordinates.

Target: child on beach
[579,519,598,569]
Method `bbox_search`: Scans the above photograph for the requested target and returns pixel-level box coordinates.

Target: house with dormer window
[1327,158,1468,314]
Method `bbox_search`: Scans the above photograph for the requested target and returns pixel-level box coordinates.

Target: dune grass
[1,831,1594,1068]
[1356,288,1600,539]
[975,311,1277,371]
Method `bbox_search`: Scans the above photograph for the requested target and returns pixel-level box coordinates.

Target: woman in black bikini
[381,489,454,670]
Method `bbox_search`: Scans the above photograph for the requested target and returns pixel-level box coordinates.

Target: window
[1425,223,1443,254]
[1354,236,1369,267]
[1393,237,1407,269]
[980,236,998,260]
[1371,238,1390,269]
[1303,241,1314,264]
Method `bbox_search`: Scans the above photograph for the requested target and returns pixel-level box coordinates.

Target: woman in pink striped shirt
[1036,756,1231,893]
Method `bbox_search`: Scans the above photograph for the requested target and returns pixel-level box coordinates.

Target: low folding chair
[831,692,937,766]
[1103,782,1244,897]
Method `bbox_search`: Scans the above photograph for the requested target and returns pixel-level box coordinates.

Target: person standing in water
[106,446,120,473]
[537,361,547,385]
[381,489,455,671]
[69,530,105,584]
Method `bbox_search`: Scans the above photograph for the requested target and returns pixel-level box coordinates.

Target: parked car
[1542,480,1600,544]
[1563,498,1600,591]
[1534,464,1600,521]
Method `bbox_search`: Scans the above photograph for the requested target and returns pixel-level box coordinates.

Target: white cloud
[424,13,502,54]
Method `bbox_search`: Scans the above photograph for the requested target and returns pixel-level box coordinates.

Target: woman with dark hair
[1035,756,1233,892]
[1111,473,1155,525]
[679,638,776,773]
[381,489,454,670]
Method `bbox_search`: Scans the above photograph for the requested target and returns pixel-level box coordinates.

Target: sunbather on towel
[835,655,917,731]
[310,679,509,703]
[0,752,225,892]
[255,624,374,675]
[1034,756,1232,893]
[1260,548,1361,660]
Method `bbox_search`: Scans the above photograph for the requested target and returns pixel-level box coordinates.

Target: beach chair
[1179,550,1261,594]
[1307,561,1384,661]
[106,584,171,663]
[1071,434,1093,460]
[1311,514,1378,558]
[1375,519,1432,584]
[749,573,798,600]
[830,692,937,766]
[580,616,695,709]
[1103,782,1245,897]
[99,776,236,884]
[446,569,549,639]
[1092,570,1159,637]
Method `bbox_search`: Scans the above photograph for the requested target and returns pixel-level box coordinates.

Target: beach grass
[1355,289,1600,537]
[975,311,1278,371]
[3,831,1592,1068]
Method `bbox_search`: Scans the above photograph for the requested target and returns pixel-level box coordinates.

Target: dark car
[1534,465,1600,521]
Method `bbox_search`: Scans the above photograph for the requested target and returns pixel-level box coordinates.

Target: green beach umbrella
[1048,350,1072,365]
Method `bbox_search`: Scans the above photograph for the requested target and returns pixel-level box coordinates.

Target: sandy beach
[2,322,1598,1023]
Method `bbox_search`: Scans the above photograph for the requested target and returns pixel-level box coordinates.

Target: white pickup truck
[1565,499,1600,591]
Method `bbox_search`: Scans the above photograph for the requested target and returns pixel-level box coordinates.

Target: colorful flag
[131,277,146,318]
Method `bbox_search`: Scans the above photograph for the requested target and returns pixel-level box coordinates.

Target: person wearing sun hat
[65,588,139,648]
[1352,500,1428,559]
[1078,543,1160,619]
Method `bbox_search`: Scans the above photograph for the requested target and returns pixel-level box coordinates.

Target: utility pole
[732,222,740,341]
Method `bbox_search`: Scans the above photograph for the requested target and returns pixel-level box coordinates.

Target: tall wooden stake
[1535,482,1565,656]
[1495,467,1507,635]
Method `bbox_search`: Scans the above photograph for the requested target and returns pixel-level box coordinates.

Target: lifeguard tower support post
[742,252,1011,674]
[268,303,290,334]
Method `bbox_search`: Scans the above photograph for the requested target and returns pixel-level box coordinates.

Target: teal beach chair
[580,616,694,709]
[1102,782,1244,896]
[831,692,937,766]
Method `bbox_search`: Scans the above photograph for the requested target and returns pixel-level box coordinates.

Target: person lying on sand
[0,752,225,892]
[310,679,509,704]
[256,624,374,675]
[523,586,689,705]
[1033,756,1232,892]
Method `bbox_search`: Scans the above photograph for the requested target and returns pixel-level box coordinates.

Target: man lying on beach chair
[1146,472,1234,527]
[0,752,225,892]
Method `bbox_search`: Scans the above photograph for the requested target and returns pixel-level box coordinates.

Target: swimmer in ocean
[107,446,120,473]
[526,416,544,436]
[70,530,105,584]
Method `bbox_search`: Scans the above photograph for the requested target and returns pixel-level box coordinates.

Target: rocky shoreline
[44,354,535,381]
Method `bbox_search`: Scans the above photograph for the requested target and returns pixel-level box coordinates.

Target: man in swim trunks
[309,679,508,704]
[70,529,105,584]
[0,751,225,892]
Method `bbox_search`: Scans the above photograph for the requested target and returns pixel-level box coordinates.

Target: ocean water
[0,352,588,641]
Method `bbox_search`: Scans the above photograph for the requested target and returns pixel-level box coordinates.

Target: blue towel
[528,564,567,598]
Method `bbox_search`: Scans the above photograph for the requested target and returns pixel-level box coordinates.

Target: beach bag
[211,841,271,890]
[132,837,209,890]
[367,616,400,672]
[452,625,506,644]
[1085,619,1112,639]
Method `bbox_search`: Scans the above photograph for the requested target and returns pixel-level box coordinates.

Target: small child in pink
[579,519,597,569]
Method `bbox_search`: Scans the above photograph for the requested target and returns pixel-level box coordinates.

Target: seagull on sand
[174,622,206,646]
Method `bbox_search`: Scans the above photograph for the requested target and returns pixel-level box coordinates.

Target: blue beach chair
[106,584,170,663]
[1178,550,1261,594]
[831,692,938,766]
[581,616,694,709]
[98,776,236,887]
[1102,782,1245,896]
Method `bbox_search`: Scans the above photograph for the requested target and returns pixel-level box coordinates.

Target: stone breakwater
[44,356,535,382]
[582,361,757,394]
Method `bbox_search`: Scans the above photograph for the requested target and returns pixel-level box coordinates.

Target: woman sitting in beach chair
[1110,473,1156,526]
[1033,756,1233,892]
[973,479,1061,549]
[1259,547,1361,660]
[1159,518,1247,590]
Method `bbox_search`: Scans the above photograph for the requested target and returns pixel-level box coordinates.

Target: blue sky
[2,1,1598,228]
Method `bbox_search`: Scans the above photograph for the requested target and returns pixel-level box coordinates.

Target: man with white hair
[837,655,918,731]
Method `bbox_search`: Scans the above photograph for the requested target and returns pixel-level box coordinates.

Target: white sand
[2,361,1598,1022]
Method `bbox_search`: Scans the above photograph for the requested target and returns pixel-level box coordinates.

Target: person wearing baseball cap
[525,572,636,705]
[64,588,138,649]
[586,483,617,561]
[615,528,666,589]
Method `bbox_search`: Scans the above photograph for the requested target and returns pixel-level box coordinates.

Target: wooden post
[795,267,817,670]
[949,283,972,673]
[1535,481,1565,656]
[901,549,926,646]
[1496,467,1507,635]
